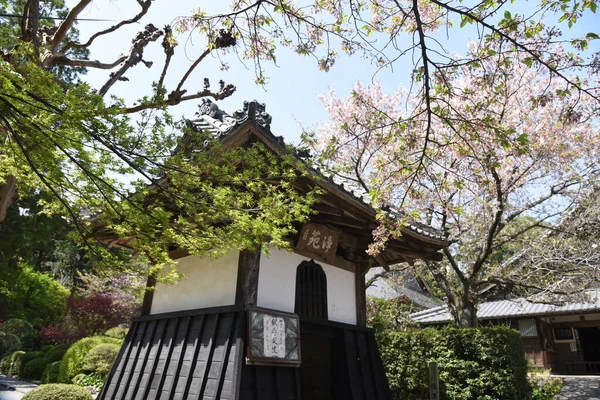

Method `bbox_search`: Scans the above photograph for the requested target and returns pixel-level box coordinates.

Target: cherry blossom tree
[302,40,600,327]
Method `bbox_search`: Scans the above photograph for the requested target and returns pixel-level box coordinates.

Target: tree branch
[49,0,93,54]
[61,0,152,54]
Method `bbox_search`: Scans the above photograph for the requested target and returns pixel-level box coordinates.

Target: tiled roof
[189,99,448,243]
[410,290,600,324]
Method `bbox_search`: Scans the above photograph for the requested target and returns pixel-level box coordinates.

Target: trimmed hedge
[22,383,93,400]
[379,326,530,400]
[104,327,129,340]
[42,361,61,384]
[57,336,122,384]
[82,343,121,377]
[22,358,50,380]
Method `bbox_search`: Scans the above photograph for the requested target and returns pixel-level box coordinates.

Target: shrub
[5,350,26,377]
[529,372,563,400]
[82,343,121,377]
[66,293,133,338]
[73,372,104,392]
[57,336,122,384]
[0,319,35,349]
[45,346,68,363]
[22,384,93,400]
[41,361,61,384]
[0,350,21,374]
[380,326,530,400]
[104,327,129,340]
[23,358,50,380]
[39,345,55,353]
[0,332,22,357]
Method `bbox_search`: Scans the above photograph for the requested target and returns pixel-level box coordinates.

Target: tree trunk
[454,295,478,328]
[0,175,18,229]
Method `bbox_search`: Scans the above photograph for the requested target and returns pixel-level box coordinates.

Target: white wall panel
[150,250,239,314]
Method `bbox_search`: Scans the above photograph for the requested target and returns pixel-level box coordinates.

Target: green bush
[45,346,67,363]
[0,319,35,349]
[380,326,530,400]
[23,358,50,380]
[57,336,122,384]
[7,350,26,377]
[0,350,21,374]
[104,327,129,340]
[42,361,61,384]
[82,343,121,377]
[22,384,93,400]
[40,345,55,353]
[0,332,22,357]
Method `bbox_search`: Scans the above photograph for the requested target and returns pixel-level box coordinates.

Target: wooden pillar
[355,263,367,327]
[140,274,157,316]
[235,248,262,307]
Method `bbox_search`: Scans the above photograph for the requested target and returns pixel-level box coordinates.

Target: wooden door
[300,333,332,400]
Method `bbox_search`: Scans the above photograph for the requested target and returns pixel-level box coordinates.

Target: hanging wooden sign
[246,307,301,367]
[296,223,339,264]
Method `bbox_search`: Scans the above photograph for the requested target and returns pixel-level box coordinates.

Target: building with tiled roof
[411,291,600,374]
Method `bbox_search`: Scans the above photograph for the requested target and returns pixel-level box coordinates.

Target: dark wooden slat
[139,318,170,399]
[214,312,242,400]
[356,332,377,400]
[106,321,143,400]
[230,312,245,400]
[344,329,364,400]
[196,313,222,398]
[166,316,193,400]
[128,319,160,400]
[367,333,391,400]
[181,315,207,399]
[155,317,186,397]
[98,322,139,400]
[146,318,178,398]
[119,321,150,400]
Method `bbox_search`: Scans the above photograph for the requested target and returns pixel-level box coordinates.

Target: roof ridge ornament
[232,100,272,130]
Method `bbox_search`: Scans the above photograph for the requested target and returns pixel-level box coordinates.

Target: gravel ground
[555,375,600,400]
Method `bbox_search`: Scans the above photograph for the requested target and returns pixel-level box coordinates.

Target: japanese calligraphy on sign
[247,307,301,367]
[263,315,286,358]
[296,224,339,264]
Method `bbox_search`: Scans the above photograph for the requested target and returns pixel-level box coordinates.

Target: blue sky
[66,0,598,145]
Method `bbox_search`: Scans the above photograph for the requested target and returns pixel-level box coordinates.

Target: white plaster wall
[257,248,357,325]
[150,250,239,315]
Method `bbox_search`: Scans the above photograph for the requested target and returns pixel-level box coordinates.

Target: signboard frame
[296,223,340,264]
[246,306,301,367]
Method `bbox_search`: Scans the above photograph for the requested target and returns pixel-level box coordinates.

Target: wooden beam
[355,263,367,327]
[235,248,261,307]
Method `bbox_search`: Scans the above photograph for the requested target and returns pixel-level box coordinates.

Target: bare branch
[49,0,93,54]
[61,0,152,54]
